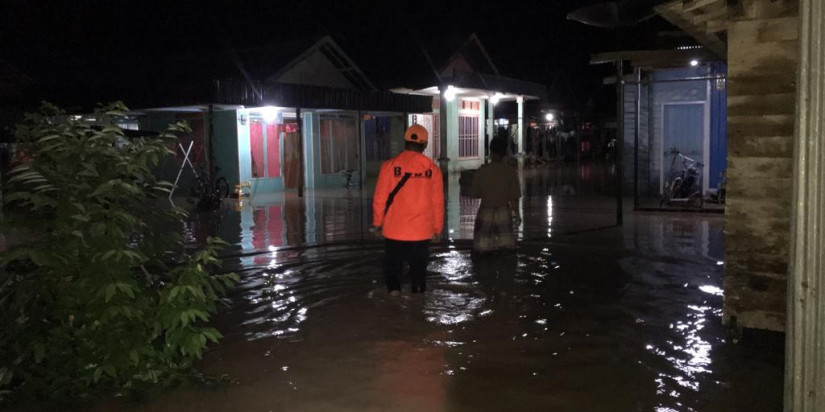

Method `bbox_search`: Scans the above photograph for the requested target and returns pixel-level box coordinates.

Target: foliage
[0,102,238,405]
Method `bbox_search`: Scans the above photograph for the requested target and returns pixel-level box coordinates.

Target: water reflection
[152,163,781,412]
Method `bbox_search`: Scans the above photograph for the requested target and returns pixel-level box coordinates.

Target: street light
[545,113,555,122]
[690,59,699,67]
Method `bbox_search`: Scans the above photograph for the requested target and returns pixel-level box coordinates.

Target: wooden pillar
[357,110,365,191]
[633,67,641,210]
[786,1,825,410]
[615,60,624,226]
[517,95,525,168]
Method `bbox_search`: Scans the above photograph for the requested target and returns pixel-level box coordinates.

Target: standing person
[373,124,444,296]
[469,136,521,256]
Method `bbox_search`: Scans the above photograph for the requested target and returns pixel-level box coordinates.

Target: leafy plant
[0,102,238,405]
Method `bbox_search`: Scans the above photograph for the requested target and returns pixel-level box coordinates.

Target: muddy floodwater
[100,165,782,412]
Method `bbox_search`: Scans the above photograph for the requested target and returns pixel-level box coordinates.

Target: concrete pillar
[786,1,825,410]
[517,95,524,168]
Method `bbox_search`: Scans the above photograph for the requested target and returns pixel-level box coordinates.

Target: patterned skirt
[473,207,516,254]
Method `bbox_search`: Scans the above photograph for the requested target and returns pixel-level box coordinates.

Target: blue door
[662,103,705,194]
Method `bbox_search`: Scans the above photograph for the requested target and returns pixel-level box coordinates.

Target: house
[119,36,430,197]
[387,33,547,172]
[591,48,728,199]
[651,0,797,334]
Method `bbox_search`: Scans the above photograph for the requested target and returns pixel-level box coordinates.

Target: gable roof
[267,36,377,91]
[54,35,381,109]
[439,33,501,78]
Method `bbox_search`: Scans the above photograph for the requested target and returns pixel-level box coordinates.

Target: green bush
[0,103,238,405]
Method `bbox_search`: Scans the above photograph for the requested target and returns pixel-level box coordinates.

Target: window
[410,114,440,160]
[249,119,281,178]
[460,100,480,111]
[458,115,480,158]
[320,115,359,174]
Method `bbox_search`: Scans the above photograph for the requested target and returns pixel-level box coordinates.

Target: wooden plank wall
[724,3,799,331]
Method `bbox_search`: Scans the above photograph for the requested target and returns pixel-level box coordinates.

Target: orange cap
[404,124,429,143]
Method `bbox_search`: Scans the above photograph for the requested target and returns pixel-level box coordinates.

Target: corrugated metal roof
[213,79,433,113]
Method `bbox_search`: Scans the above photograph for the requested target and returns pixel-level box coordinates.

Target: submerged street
[98,163,783,412]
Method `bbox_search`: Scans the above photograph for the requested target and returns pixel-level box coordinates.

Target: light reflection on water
[167,167,779,411]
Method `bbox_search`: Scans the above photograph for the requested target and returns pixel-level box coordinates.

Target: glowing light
[261,106,280,123]
[490,92,503,105]
[545,113,554,122]
[444,85,457,102]
[690,59,699,67]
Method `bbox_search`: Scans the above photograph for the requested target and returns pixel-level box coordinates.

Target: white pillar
[487,98,494,162]
[786,1,825,411]
[517,95,525,168]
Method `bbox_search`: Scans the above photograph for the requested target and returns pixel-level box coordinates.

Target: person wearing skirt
[468,136,522,256]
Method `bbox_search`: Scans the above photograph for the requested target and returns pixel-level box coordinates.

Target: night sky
[1,0,681,114]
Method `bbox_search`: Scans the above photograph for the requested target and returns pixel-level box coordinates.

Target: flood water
[103,163,782,412]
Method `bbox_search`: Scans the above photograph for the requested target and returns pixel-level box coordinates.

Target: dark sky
[1,0,681,113]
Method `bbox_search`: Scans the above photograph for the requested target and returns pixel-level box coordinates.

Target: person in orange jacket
[372,124,444,296]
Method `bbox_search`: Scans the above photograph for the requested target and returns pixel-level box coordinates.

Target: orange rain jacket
[373,150,444,241]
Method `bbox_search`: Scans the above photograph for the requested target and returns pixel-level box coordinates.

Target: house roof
[267,36,377,91]
[212,79,432,113]
[60,35,382,110]
[373,32,546,101]
[653,0,797,60]
[439,33,500,78]
[653,0,731,57]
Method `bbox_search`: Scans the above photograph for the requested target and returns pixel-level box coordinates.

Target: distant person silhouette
[469,136,521,256]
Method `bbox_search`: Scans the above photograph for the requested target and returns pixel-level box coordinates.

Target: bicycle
[191,164,230,208]
[660,148,704,208]
[340,169,355,192]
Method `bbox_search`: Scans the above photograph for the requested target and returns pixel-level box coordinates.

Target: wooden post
[633,67,641,210]
[517,95,525,168]
[357,110,364,191]
[615,60,625,226]
[786,1,825,410]
[207,104,214,174]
